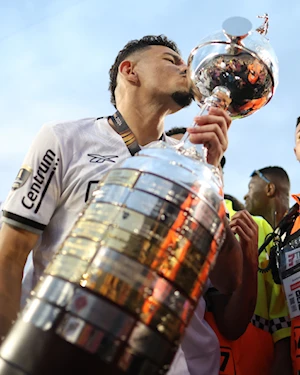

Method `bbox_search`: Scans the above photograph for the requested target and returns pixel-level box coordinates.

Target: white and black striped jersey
[3,118,143,294]
[2,117,178,299]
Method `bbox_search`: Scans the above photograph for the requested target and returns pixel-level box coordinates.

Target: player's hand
[187,107,232,166]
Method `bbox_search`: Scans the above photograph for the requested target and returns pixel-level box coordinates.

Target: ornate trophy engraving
[0,16,278,375]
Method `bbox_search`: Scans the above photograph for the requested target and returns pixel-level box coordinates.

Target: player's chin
[171,90,194,109]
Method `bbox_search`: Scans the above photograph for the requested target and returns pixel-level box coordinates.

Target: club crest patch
[12,166,32,190]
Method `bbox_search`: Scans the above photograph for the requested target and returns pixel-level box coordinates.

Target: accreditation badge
[280,244,300,318]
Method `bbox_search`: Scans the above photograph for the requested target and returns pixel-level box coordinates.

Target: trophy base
[0,320,124,375]
[0,358,27,375]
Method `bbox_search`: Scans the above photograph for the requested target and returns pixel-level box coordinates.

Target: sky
[0,0,299,206]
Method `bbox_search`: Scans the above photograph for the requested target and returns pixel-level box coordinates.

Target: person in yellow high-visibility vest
[206,197,292,375]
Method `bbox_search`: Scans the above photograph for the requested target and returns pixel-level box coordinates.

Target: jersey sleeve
[2,123,63,234]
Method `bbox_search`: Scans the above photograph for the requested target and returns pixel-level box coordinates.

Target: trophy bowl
[188,15,279,119]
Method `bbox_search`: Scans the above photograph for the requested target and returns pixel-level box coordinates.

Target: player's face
[135,45,194,112]
[244,176,268,216]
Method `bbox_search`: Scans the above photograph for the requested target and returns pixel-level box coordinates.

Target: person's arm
[0,223,39,340]
[271,337,293,375]
[209,210,258,339]
[209,219,244,295]
[0,123,65,341]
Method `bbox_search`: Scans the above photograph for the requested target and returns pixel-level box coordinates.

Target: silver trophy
[0,16,278,375]
[178,14,278,151]
[191,14,277,118]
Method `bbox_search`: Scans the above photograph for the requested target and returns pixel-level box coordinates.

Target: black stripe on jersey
[3,211,46,231]
[85,180,100,202]
[34,170,55,214]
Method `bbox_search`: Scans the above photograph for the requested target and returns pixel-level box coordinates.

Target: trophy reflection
[177,15,278,159]
[0,16,278,375]
[189,14,278,119]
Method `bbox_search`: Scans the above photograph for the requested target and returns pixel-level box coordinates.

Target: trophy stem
[175,86,231,163]
[175,104,209,162]
[177,104,208,146]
